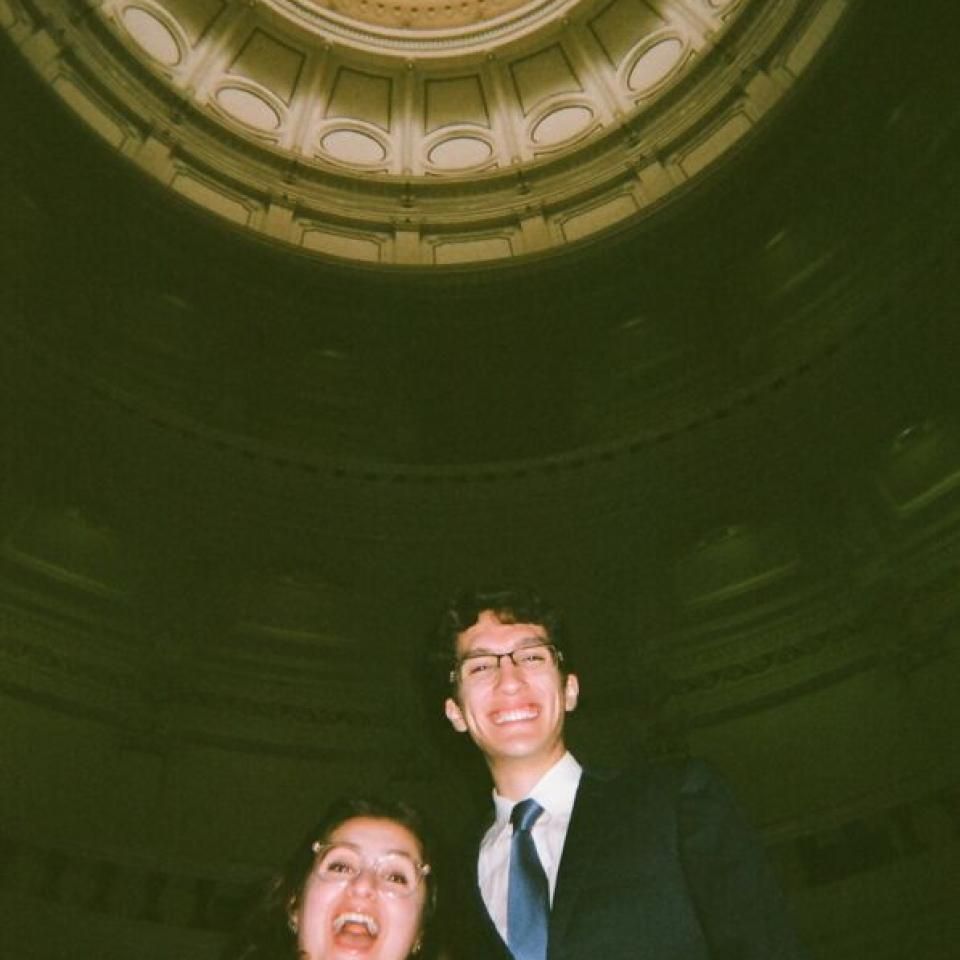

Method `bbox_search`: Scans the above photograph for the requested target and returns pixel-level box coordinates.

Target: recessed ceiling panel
[424,75,489,132]
[171,172,254,224]
[679,111,752,177]
[432,234,515,263]
[158,0,224,45]
[326,67,393,131]
[589,0,663,68]
[300,224,385,262]
[560,190,637,242]
[510,45,582,114]
[229,29,305,103]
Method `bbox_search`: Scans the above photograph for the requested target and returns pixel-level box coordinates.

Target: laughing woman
[222,797,438,960]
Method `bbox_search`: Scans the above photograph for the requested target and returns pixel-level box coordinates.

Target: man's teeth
[333,912,380,936]
[493,707,539,724]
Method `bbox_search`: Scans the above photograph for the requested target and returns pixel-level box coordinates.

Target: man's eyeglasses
[450,641,563,686]
[310,841,430,898]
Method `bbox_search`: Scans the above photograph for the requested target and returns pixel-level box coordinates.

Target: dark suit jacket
[445,759,807,960]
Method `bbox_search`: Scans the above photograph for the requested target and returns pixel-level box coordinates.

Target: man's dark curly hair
[433,585,572,687]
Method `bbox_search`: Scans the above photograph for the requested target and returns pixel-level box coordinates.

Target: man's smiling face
[444,610,578,776]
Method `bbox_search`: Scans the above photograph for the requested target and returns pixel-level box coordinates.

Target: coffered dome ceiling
[3,0,847,263]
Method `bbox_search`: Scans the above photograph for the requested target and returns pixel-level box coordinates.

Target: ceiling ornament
[3,0,851,264]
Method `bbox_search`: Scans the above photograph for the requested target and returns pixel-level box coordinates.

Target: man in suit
[435,585,807,960]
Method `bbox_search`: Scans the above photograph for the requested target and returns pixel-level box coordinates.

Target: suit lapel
[474,884,513,959]
[547,771,610,950]
[468,811,514,960]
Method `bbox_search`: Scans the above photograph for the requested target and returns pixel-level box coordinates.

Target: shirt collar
[492,751,582,826]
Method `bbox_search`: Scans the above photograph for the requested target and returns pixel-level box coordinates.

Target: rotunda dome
[4,0,850,264]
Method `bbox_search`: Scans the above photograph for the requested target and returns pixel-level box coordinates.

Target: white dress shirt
[477,751,583,942]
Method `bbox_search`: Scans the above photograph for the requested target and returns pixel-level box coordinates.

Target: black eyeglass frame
[448,641,564,686]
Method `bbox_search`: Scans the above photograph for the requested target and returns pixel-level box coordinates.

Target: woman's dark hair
[221,797,438,960]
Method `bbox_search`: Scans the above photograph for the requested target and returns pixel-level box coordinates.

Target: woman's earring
[288,913,299,935]
[411,938,422,955]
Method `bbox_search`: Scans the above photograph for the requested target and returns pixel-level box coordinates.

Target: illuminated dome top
[288,0,544,31]
[4,0,850,264]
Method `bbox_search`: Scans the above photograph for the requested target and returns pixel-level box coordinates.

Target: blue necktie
[507,799,549,960]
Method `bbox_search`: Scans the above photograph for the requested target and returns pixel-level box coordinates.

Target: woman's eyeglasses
[311,841,430,898]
